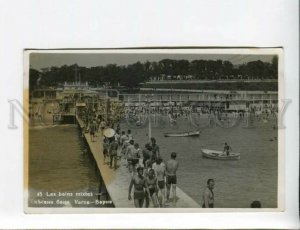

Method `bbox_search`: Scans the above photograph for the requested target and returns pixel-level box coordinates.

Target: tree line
[30,56,278,89]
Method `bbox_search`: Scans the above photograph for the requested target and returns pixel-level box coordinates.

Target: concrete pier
[76,116,200,208]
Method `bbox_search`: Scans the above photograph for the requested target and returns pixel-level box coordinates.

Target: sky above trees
[30,52,274,70]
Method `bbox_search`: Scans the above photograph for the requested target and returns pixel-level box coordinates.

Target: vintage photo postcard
[24,48,284,213]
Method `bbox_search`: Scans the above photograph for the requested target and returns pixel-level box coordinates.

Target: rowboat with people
[201,149,240,160]
[164,130,200,137]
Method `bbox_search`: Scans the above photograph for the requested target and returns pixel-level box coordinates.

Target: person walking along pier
[166,152,179,206]
[108,137,118,170]
[128,167,147,208]
[202,179,215,208]
[150,137,160,162]
[89,119,97,142]
[145,169,159,208]
[153,157,166,207]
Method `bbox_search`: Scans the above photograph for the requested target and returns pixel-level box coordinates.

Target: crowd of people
[78,102,265,209]
[78,107,180,208]
[102,128,179,208]
[125,102,278,124]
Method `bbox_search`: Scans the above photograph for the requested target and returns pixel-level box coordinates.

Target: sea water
[28,125,112,208]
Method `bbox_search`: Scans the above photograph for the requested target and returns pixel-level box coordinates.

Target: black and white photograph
[25,48,283,212]
[0,0,298,228]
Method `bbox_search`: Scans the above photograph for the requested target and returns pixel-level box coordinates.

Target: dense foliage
[30,56,278,89]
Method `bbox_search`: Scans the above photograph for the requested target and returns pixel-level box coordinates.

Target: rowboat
[201,149,240,160]
[164,130,200,137]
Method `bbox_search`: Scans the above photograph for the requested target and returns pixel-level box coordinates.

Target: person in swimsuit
[150,137,160,162]
[145,169,159,208]
[127,129,133,141]
[128,167,147,208]
[142,143,151,167]
[131,143,141,172]
[96,115,102,133]
[89,120,97,142]
[223,142,232,156]
[143,158,152,179]
[166,152,179,206]
[120,131,129,156]
[109,137,118,170]
[202,179,215,208]
[126,140,135,173]
[153,157,166,207]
